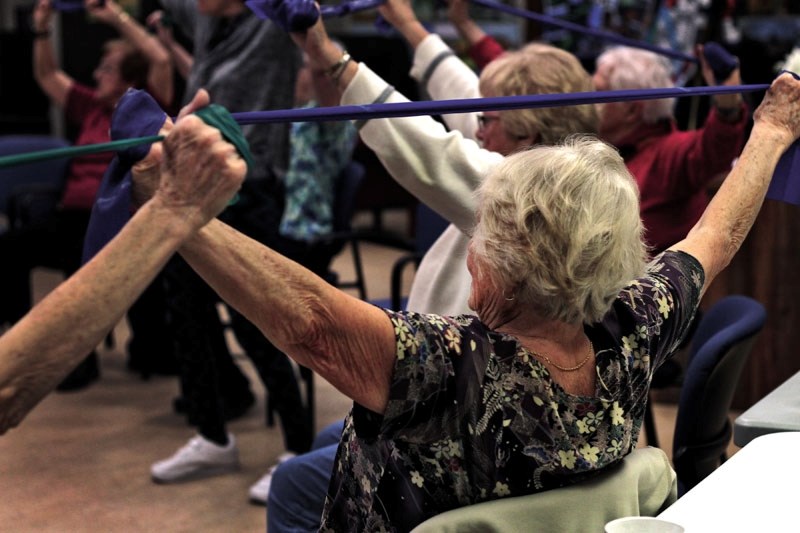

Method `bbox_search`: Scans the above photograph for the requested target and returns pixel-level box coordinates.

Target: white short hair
[472,136,647,324]
[596,46,675,124]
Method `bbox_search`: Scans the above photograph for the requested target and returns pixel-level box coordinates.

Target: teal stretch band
[0,135,165,169]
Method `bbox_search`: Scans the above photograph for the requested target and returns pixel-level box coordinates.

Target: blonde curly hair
[478,45,599,143]
[471,135,647,324]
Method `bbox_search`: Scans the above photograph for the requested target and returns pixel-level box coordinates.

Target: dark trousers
[167,179,331,454]
[0,208,89,325]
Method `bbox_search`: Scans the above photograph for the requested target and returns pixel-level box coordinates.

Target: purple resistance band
[469,0,697,64]
[230,84,769,124]
[3,82,798,204]
[245,0,699,64]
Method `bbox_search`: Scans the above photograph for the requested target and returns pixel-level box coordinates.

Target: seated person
[0,73,797,530]
[593,45,747,254]
[266,0,597,525]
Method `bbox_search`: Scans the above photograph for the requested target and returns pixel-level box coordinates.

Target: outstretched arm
[179,219,396,414]
[86,0,174,106]
[670,72,800,293]
[32,0,73,107]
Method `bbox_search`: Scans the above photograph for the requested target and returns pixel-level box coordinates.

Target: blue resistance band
[0,83,772,170]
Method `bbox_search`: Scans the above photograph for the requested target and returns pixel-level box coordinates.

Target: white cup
[604,516,685,533]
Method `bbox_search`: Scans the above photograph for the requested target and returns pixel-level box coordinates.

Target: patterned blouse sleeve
[616,250,705,387]
[350,310,487,444]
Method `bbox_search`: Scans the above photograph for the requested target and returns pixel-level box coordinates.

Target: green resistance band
[0,135,165,169]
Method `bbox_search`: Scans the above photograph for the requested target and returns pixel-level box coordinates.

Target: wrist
[33,28,51,39]
[324,51,352,82]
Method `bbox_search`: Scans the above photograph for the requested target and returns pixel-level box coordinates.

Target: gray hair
[471,136,647,324]
[596,46,675,124]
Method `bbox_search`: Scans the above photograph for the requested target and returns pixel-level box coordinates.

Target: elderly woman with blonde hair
[163,63,797,529]
[1,70,799,531]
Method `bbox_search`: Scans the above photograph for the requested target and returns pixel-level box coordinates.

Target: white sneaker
[151,433,240,483]
[248,451,297,505]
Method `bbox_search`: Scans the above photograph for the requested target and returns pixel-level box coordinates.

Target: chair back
[672,295,766,494]
[332,160,366,236]
[0,135,70,216]
[385,203,449,310]
[413,202,449,255]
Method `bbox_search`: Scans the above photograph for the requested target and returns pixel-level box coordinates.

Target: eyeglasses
[477,114,501,129]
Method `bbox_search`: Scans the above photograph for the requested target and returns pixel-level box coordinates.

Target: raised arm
[380,0,481,137]
[147,10,194,80]
[670,72,800,293]
[446,0,506,70]
[32,0,73,107]
[291,14,500,231]
[86,0,174,106]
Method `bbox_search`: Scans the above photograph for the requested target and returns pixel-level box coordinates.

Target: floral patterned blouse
[320,251,703,532]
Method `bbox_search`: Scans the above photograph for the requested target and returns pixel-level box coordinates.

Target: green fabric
[410,447,678,533]
[193,104,256,174]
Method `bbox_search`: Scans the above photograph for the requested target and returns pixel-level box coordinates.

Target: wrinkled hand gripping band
[81,90,250,262]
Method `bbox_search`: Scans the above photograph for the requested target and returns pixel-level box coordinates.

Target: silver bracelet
[327,51,352,81]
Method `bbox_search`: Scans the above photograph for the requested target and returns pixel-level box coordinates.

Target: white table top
[658,432,800,532]
[734,370,800,446]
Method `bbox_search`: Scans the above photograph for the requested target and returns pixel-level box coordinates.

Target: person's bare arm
[86,0,174,105]
[447,0,487,47]
[378,0,430,49]
[32,0,73,107]
[179,219,396,414]
[670,73,800,293]
[147,10,193,80]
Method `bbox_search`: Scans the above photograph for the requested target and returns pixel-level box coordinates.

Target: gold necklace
[531,340,594,372]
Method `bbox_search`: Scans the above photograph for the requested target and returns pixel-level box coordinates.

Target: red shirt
[623,105,747,253]
[469,35,506,70]
[60,83,114,210]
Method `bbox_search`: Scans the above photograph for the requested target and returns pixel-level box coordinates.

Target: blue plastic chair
[672,295,766,495]
[0,135,70,230]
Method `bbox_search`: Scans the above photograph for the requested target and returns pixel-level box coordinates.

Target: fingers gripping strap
[82,90,248,263]
[193,104,256,174]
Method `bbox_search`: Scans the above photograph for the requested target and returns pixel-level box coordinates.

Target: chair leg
[104,331,115,349]
[644,395,659,448]
[266,394,275,427]
[300,365,315,436]
[349,238,367,301]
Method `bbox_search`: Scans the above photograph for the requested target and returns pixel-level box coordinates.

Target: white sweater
[341,35,501,316]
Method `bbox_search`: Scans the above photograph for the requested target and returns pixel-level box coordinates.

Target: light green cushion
[411,447,677,533]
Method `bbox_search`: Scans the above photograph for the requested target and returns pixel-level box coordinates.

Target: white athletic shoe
[151,433,240,483]
[248,451,297,505]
